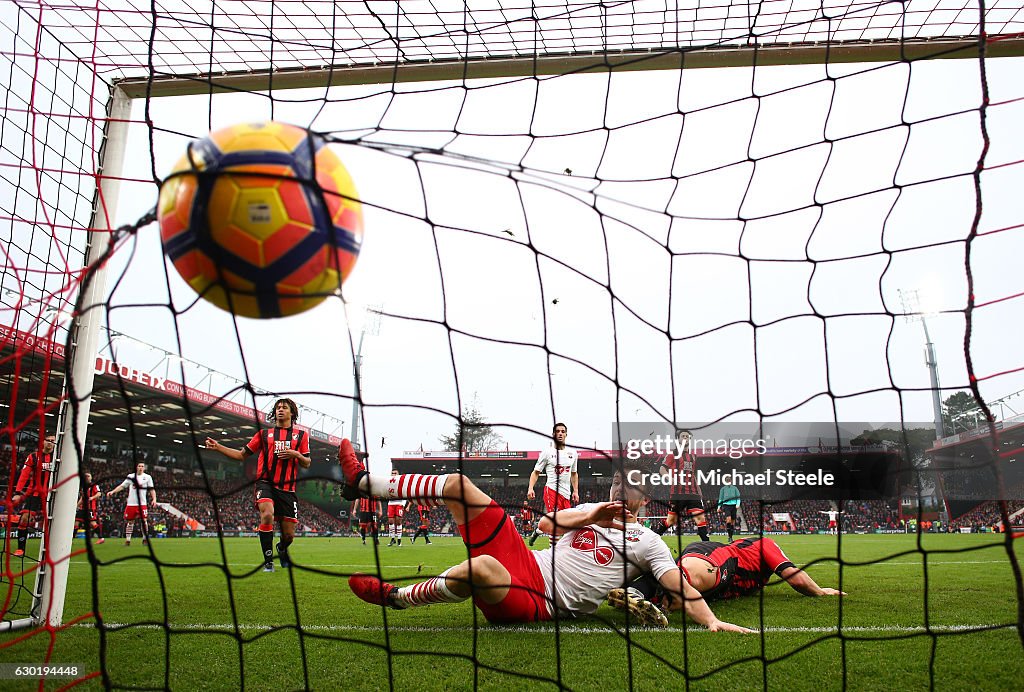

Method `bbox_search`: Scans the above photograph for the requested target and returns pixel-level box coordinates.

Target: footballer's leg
[387,517,397,546]
[351,553,511,610]
[693,510,709,542]
[351,556,500,610]
[339,439,491,526]
[255,483,276,572]
[350,492,548,623]
[653,510,677,536]
[14,510,30,556]
[276,489,298,568]
[277,521,295,568]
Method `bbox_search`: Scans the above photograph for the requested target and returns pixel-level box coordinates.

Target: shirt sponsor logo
[570,528,613,565]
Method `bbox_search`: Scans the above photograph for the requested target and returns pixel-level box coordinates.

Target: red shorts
[124,505,149,521]
[542,487,572,514]
[387,504,404,520]
[459,502,551,623]
[828,520,837,529]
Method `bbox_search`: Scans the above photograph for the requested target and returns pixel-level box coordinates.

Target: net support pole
[37,86,133,628]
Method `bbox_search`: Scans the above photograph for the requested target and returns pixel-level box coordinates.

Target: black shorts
[357,511,375,524]
[254,480,298,523]
[76,509,94,523]
[721,505,738,521]
[668,495,704,515]
[20,496,43,513]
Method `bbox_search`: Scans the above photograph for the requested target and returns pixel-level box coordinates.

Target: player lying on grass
[608,536,845,625]
[339,439,751,632]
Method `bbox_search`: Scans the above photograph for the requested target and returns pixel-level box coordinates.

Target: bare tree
[439,403,503,453]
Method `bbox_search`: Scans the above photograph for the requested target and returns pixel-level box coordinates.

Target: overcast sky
[60,54,1024,472]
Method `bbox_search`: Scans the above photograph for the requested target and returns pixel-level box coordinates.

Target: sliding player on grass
[205,398,311,571]
[608,536,846,624]
[340,440,750,632]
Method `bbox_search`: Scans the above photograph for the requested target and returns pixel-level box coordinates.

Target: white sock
[368,473,449,506]
[394,568,467,607]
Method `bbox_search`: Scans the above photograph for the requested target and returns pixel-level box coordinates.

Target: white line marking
[80,622,1017,635]
[68,559,1013,568]
[842,560,1010,566]
[68,561,429,568]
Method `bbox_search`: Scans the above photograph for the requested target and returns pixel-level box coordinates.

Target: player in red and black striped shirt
[678,537,845,599]
[76,471,105,545]
[352,495,380,545]
[206,398,311,572]
[11,434,55,557]
[655,429,709,542]
[518,501,535,537]
[408,501,433,545]
[349,452,377,545]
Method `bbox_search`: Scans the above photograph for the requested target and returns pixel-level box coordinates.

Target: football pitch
[1,533,1021,690]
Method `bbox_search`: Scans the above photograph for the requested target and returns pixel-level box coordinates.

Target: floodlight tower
[899,289,945,440]
[349,306,382,452]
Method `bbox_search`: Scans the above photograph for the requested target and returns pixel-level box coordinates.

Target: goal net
[1,0,1022,688]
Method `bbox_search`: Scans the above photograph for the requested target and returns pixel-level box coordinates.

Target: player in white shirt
[341,440,750,632]
[386,469,406,546]
[107,462,157,546]
[820,508,840,534]
[526,423,579,546]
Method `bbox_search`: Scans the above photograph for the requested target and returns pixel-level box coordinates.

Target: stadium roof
[0,324,343,463]
[928,413,1024,457]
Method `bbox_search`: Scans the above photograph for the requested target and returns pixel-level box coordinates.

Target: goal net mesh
[1,0,1022,688]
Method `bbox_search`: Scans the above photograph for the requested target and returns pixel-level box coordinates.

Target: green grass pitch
[1,533,1021,690]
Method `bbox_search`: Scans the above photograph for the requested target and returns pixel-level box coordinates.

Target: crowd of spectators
[948,480,1024,532]
[80,463,347,535]
[842,500,902,531]
[947,498,1024,532]
[3,440,1023,537]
